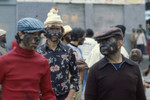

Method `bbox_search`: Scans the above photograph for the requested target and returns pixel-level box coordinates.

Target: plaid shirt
[36,42,79,95]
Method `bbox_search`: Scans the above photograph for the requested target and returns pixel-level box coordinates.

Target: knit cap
[63,25,72,36]
[0,29,6,36]
[44,7,63,27]
[17,17,45,33]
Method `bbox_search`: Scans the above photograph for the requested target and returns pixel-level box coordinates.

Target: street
[140,55,150,100]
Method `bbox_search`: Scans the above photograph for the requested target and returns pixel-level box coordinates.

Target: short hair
[115,25,126,37]
[86,28,94,37]
[137,28,142,33]
[114,35,123,41]
[71,27,85,41]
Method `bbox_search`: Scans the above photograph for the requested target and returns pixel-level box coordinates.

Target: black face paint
[22,34,41,47]
[64,36,71,43]
[33,37,41,45]
[22,34,32,47]
[0,37,6,43]
[47,30,62,42]
[100,41,118,56]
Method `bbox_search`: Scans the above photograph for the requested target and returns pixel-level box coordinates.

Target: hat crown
[17,17,45,33]
[94,27,123,41]
[44,7,63,26]
[63,25,72,36]
[0,29,6,36]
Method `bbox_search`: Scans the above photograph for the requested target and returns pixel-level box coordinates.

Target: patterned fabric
[36,42,79,95]
[67,43,83,60]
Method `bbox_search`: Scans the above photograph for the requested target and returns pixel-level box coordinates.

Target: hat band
[17,27,44,33]
[45,20,62,24]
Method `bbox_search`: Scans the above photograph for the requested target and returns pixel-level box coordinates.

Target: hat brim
[22,28,46,33]
[94,32,122,41]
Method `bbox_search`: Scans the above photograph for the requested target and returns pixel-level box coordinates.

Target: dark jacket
[85,56,146,100]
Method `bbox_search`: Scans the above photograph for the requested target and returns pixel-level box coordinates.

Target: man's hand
[65,89,75,100]
[143,81,150,88]
[143,68,150,76]
[65,96,73,100]
[77,60,88,71]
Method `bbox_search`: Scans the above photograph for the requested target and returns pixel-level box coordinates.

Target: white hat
[63,25,72,36]
[0,29,6,36]
[44,7,63,27]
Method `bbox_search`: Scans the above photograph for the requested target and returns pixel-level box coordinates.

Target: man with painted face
[61,25,72,44]
[0,29,7,56]
[85,25,129,68]
[0,17,56,100]
[85,27,146,100]
[36,7,79,100]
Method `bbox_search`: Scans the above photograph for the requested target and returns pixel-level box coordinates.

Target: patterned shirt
[36,42,79,95]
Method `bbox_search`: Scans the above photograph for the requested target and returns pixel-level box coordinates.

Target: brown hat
[44,7,63,27]
[94,27,123,41]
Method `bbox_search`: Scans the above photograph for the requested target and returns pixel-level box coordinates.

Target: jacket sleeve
[69,48,79,91]
[136,66,146,100]
[40,60,56,100]
[85,68,98,100]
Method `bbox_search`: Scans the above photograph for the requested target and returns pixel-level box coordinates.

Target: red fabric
[147,39,150,54]
[0,46,56,100]
[11,40,18,50]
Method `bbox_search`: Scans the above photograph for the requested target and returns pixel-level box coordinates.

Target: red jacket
[0,46,56,100]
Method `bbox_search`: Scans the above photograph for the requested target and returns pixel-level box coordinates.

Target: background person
[129,48,149,88]
[61,25,72,44]
[130,28,136,49]
[135,28,147,55]
[0,29,7,55]
[68,27,88,100]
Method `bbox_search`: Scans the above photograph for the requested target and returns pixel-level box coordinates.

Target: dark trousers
[136,44,145,54]
[56,93,68,100]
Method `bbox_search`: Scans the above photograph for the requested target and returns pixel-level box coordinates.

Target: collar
[70,43,78,47]
[98,55,135,70]
[15,46,36,57]
[45,41,67,52]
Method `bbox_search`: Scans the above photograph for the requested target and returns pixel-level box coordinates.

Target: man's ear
[18,32,24,39]
[117,40,123,49]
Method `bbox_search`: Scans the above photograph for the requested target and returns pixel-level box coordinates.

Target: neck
[62,40,68,44]
[47,39,58,51]
[19,42,34,50]
[106,50,122,63]
[70,41,79,47]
